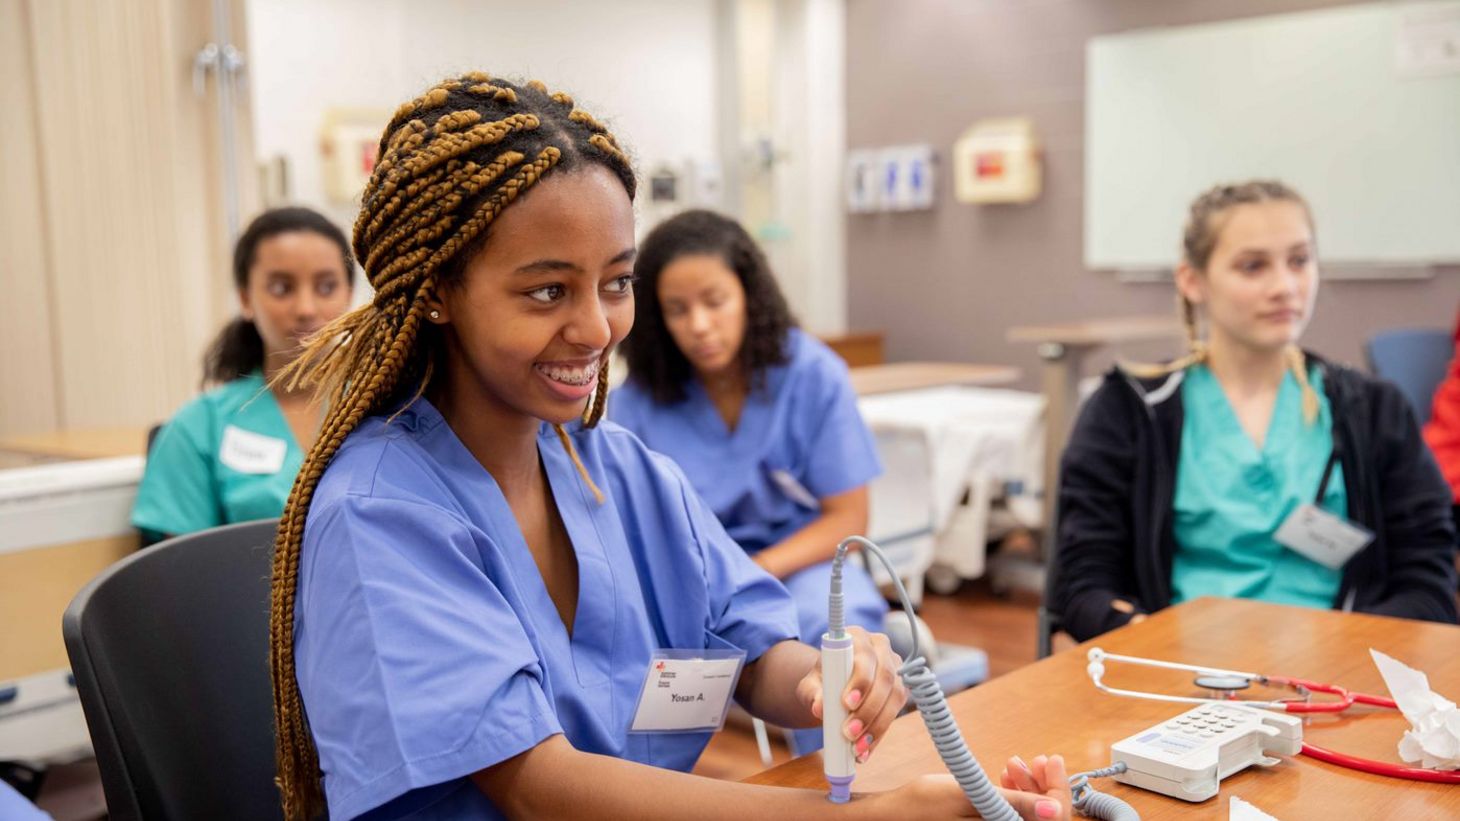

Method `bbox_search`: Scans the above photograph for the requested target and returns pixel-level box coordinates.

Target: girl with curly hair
[613,211,889,754]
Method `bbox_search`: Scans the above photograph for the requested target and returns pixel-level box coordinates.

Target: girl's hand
[873,761,1070,820]
[999,753,1073,820]
[793,626,906,763]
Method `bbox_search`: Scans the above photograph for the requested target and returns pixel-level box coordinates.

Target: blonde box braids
[1124,180,1321,424]
[268,74,635,819]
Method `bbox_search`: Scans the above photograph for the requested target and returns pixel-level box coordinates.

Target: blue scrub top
[295,399,798,820]
[132,371,304,536]
[609,328,883,553]
[0,781,51,820]
[1172,364,1346,608]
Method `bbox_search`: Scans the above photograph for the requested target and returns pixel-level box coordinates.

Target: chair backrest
[63,519,283,821]
[1036,504,1061,659]
[144,423,162,459]
[1364,328,1454,424]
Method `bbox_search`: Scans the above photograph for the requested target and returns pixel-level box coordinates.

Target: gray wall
[845,0,1457,388]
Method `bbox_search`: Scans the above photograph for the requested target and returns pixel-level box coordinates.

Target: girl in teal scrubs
[1053,181,1457,641]
[131,207,354,540]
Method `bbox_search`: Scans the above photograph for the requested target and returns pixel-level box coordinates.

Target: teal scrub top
[131,371,304,536]
[1171,363,1346,609]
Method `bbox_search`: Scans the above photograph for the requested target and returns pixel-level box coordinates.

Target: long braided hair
[268,73,635,819]
[1127,180,1321,424]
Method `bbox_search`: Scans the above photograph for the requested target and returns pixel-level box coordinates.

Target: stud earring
[429,309,441,321]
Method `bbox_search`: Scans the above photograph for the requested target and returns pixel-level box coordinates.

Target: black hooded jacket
[1052,355,1458,641]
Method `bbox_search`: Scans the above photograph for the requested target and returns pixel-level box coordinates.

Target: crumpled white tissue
[1229,795,1280,820]
[1369,648,1460,770]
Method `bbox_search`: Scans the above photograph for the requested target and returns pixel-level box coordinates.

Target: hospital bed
[860,386,1046,601]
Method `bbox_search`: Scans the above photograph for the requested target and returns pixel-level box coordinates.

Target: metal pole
[210,0,243,244]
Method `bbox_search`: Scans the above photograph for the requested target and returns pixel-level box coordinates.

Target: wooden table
[822,331,887,369]
[0,426,151,461]
[745,598,1460,819]
[850,362,1021,396]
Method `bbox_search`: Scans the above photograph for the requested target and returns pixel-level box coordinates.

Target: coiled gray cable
[828,544,846,641]
[1070,763,1140,821]
[830,536,1140,821]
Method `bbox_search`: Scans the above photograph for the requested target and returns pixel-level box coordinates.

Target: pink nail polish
[844,719,863,740]
[1036,799,1059,819]
[846,690,862,708]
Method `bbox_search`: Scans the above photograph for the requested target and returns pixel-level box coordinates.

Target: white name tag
[1273,503,1373,570]
[769,468,820,510]
[219,425,288,475]
[629,649,746,734]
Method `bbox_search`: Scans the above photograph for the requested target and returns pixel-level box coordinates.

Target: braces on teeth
[540,362,599,386]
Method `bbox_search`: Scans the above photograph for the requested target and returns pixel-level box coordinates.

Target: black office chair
[136,423,168,547]
[62,519,284,821]
[1035,496,1063,659]
[144,423,162,458]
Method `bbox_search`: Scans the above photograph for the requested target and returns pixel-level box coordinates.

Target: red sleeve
[1423,310,1460,502]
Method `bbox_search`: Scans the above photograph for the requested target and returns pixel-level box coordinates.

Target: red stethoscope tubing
[1301,742,1460,784]
[1264,676,1398,713]
[1263,677,1458,784]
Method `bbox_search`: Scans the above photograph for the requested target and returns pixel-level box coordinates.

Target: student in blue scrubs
[131,207,353,541]
[0,781,50,821]
[267,75,1070,821]
[612,211,888,648]
[1053,181,1458,642]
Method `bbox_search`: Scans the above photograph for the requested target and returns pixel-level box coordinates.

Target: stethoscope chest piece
[1193,674,1251,695]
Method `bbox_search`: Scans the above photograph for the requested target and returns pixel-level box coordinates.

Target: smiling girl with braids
[269,74,1072,821]
[1052,180,1457,642]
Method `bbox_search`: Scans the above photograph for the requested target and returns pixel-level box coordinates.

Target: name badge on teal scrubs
[1274,504,1372,570]
[220,425,287,474]
[629,648,746,734]
[1273,444,1372,570]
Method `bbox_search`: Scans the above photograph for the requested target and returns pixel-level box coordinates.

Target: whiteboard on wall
[1085,1,1460,272]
